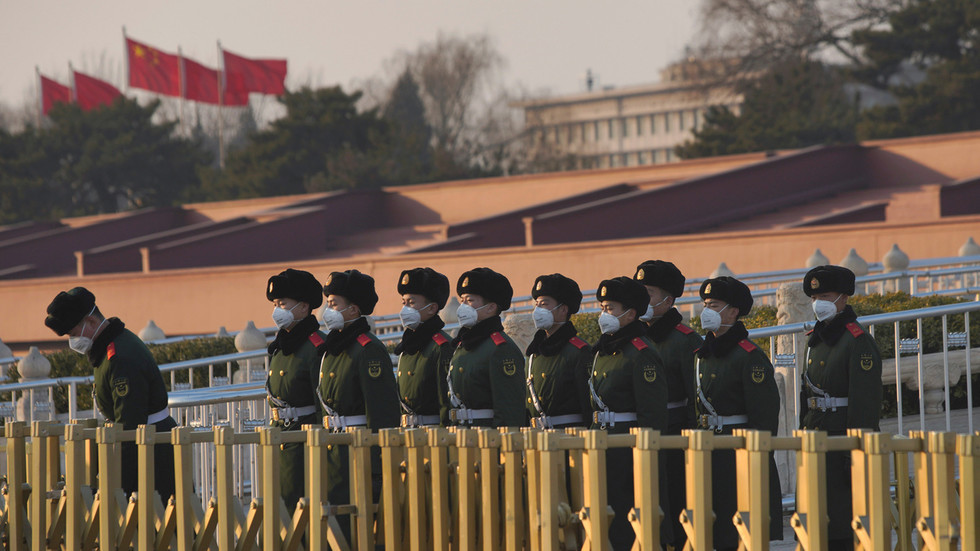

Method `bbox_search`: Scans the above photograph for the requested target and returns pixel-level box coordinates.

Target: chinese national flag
[222,48,287,95]
[40,74,71,115]
[182,56,248,106]
[127,37,180,96]
[73,71,122,111]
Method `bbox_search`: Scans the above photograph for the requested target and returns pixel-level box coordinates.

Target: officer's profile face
[703,299,738,324]
[811,291,847,312]
[534,295,568,322]
[67,317,92,338]
[600,300,636,324]
[326,294,360,321]
[644,285,674,315]
[460,293,497,320]
[402,293,436,321]
[272,297,309,319]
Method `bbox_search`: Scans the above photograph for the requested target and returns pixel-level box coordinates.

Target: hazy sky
[1,0,700,112]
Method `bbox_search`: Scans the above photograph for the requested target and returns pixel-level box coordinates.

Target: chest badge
[368,360,382,378]
[751,366,766,384]
[113,377,129,397]
[502,359,517,377]
[643,366,657,383]
[860,354,874,371]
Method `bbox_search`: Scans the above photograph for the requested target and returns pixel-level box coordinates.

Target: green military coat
[395,317,453,426]
[89,318,176,500]
[447,316,526,428]
[695,322,782,546]
[524,323,592,428]
[266,318,326,511]
[800,307,882,541]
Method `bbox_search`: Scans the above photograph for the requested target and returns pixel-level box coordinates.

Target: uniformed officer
[44,287,177,501]
[800,265,882,549]
[395,267,453,427]
[317,269,401,539]
[447,267,526,427]
[634,260,702,549]
[526,273,591,429]
[265,268,326,512]
[695,276,782,550]
[589,276,669,551]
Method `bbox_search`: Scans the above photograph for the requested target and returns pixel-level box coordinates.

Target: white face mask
[272,302,303,329]
[699,304,729,332]
[321,305,352,331]
[639,295,670,322]
[456,303,489,328]
[812,294,843,322]
[532,304,561,331]
[399,303,433,330]
[69,316,106,355]
[598,309,630,335]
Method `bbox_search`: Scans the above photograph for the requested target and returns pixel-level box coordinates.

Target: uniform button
[408,371,413,376]
[280,444,285,450]
[459,368,464,373]
[541,373,546,379]
[808,359,812,365]
[404,396,410,401]
[327,445,333,451]
[711,374,716,379]
[269,370,273,376]
[820,361,825,366]
[329,372,335,378]
[279,370,284,376]
[707,397,713,402]
[327,399,334,404]
[397,371,401,376]
[527,398,532,404]
[593,371,598,376]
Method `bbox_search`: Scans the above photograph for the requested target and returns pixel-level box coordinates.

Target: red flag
[182,56,248,106]
[127,37,180,96]
[73,71,122,110]
[222,48,287,95]
[40,74,71,115]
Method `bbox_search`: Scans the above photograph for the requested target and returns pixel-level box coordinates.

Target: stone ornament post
[502,313,535,358]
[441,296,461,338]
[882,244,911,293]
[840,249,869,295]
[234,321,267,384]
[0,337,13,381]
[710,262,735,278]
[16,347,52,422]
[959,236,980,256]
[775,281,810,492]
[805,248,830,268]
[139,320,166,342]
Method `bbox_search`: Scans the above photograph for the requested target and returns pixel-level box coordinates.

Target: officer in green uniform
[589,276,669,551]
[526,273,592,429]
[447,267,526,427]
[800,265,882,550]
[316,269,401,540]
[695,276,782,550]
[265,268,326,512]
[45,287,176,501]
[634,260,702,550]
[395,267,453,427]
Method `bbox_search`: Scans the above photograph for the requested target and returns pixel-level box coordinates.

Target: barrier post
[501,430,525,551]
[852,432,892,551]
[44,423,60,528]
[306,427,331,551]
[76,418,99,487]
[135,424,157,551]
[259,426,282,551]
[892,437,915,551]
[790,430,828,551]
[404,429,428,551]
[957,434,979,551]
[680,430,714,551]
[172,426,197,551]
[29,421,50,549]
[214,427,236,551]
[379,428,404,551]
[427,428,453,551]
[733,429,770,551]
[456,428,479,551]
[96,423,121,550]
[630,427,661,550]
[916,432,958,551]
[5,422,28,551]
[581,429,610,551]
[348,426,375,551]
[478,428,501,551]
[536,430,559,551]
[63,423,87,551]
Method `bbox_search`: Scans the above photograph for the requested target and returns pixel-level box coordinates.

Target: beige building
[513,61,741,169]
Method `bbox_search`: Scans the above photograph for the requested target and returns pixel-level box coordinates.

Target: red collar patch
[308,333,325,347]
[846,322,865,337]
[432,333,449,346]
[356,334,371,346]
[491,332,506,346]
[675,324,694,335]
[569,336,588,349]
[106,342,117,360]
[738,339,757,353]
[631,337,648,351]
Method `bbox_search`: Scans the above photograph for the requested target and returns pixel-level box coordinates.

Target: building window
[637,151,645,164]
[554,126,561,144]
[650,114,656,134]
[665,148,673,162]
[609,154,616,167]
[678,111,685,131]
[664,112,670,133]
[608,119,615,139]
[622,153,629,166]
[692,110,700,131]
[580,122,587,142]
[636,116,643,136]
[594,121,600,141]
[621,118,629,138]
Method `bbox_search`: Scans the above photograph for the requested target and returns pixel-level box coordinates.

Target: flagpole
[35,66,42,127]
[178,46,186,137]
[217,40,225,169]
[122,26,129,96]
[68,62,76,104]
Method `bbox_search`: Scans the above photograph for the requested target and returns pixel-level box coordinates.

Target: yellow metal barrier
[0,421,976,550]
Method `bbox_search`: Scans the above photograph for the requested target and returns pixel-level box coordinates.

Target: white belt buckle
[532,415,551,430]
[326,414,345,432]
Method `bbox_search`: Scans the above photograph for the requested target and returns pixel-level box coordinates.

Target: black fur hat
[634,260,686,298]
[456,267,514,311]
[45,287,96,336]
[323,269,379,315]
[531,273,583,315]
[699,276,753,317]
[804,265,856,297]
[597,276,650,316]
[267,268,323,309]
[398,267,450,309]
